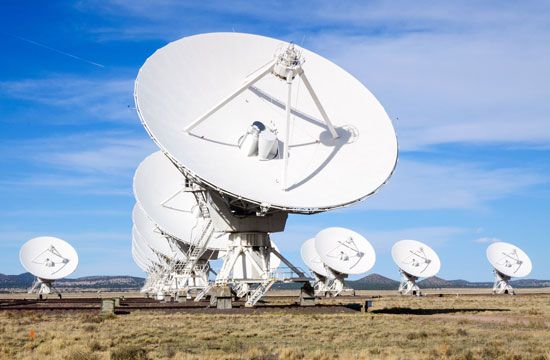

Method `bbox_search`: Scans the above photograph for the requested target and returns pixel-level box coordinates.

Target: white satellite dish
[301,228,375,297]
[19,236,78,296]
[132,226,162,268]
[133,32,398,306]
[314,227,375,275]
[391,239,441,296]
[132,203,182,259]
[135,32,397,213]
[300,238,329,277]
[487,241,532,295]
[131,242,149,272]
[133,151,228,251]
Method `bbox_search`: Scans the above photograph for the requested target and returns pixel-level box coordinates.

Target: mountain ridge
[1,273,548,291]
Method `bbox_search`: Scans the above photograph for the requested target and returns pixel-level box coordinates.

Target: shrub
[64,347,100,360]
[110,345,148,360]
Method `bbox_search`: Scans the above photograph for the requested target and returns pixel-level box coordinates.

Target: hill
[348,274,399,290]
[1,273,548,292]
[0,273,145,292]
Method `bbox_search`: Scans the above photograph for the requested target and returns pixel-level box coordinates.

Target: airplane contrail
[10,34,105,68]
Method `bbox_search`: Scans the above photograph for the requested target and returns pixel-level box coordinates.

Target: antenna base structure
[492,269,515,295]
[28,278,62,299]
[214,232,310,307]
[311,268,350,297]
[398,269,421,296]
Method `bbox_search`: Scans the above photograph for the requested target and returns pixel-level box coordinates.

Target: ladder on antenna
[178,181,214,279]
[194,283,213,302]
[246,278,276,307]
[181,219,214,276]
[233,282,250,299]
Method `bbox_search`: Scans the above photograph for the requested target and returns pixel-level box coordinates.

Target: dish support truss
[144,182,215,299]
[492,269,515,295]
[183,43,339,192]
[28,277,62,299]
[398,269,421,296]
[311,267,350,297]
[213,232,310,307]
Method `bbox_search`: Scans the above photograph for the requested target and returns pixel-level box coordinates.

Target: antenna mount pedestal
[398,269,421,296]
[492,269,515,295]
[312,267,350,297]
[29,277,62,299]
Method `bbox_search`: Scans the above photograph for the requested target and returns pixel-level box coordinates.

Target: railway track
[0,297,367,314]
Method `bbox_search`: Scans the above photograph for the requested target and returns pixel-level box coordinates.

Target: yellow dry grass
[0,293,548,360]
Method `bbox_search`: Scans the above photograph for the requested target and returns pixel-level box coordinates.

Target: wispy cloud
[357,159,545,210]
[0,130,155,195]
[10,34,105,68]
[474,237,501,244]
[0,76,135,124]
[74,1,550,149]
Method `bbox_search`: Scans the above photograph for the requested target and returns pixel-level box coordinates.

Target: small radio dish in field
[19,236,78,297]
[486,241,532,295]
[391,239,441,296]
[301,228,375,297]
[300,238,329,277]
[314,227,375,275]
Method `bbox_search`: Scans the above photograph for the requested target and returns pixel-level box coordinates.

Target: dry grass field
[0,291,548,360]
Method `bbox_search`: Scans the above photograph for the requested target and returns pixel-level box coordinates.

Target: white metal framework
[397,269,421,296]
[492,269,515,295]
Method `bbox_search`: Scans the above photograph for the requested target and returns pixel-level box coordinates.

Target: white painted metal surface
[132,226,162,268]
[135,32,398,212]
[133,151,228,250]
[19,236,78,280]
[314,227,375,275]
[300,238,329,277]
[487,242,532,278]
[391,239,441,278]
[132,203,182,259]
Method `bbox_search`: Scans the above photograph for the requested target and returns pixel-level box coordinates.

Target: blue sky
[0,1,549,281]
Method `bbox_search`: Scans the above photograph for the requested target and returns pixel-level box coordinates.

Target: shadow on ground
[371,307,510,315]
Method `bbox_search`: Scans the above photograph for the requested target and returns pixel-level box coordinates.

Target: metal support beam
[184,61,276,133]
[299,70,339,139]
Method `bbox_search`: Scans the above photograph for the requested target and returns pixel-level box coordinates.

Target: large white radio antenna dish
[133,151,228,251]
[132,203,183,260]
[391,239,441,296]
[19,236,79,297]
[135,32,397,213]
[486,241,532,295]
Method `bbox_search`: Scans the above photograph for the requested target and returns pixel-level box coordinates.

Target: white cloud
[0,131,156,195]
[355,159,545,210]
[75,1,550,148]
[0,76,136,124]
[474,237,501,244]
[364,226,466,253]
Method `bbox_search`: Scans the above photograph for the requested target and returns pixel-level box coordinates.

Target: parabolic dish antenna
[300,238,329,277]
[487,242,532,278]
[132,203,181,259]
[131,242,150,272]
[133,151,228,250]
[135,32,398,213]
[19,236,78,280]
[132,227,162,267]
[391,240,441,278]
[314,227,375,275]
